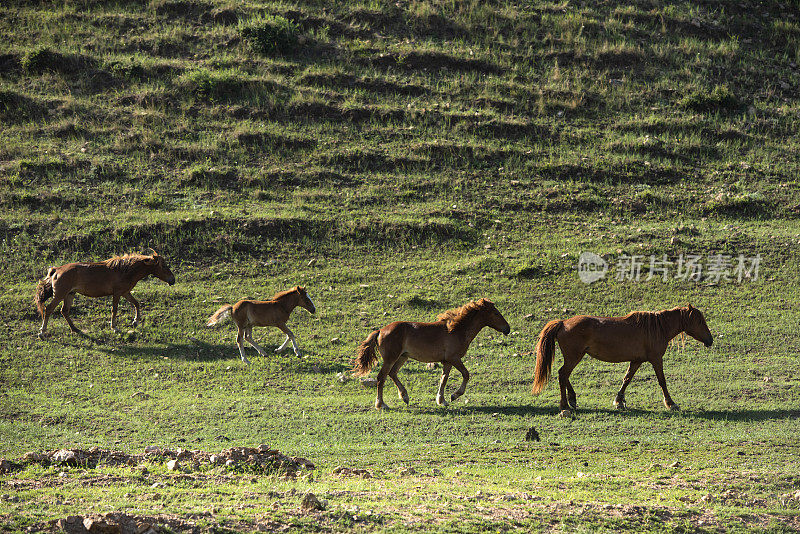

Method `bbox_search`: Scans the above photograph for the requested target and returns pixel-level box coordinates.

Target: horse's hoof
[613,399,626,411]
[558,409,572,418]
[667,403,680,411]
[241,358,251,365]
[450,390,464,402]
[436,397,449,407]
[375,401,388,410]
[568,400,577,410]
[37,331,46,339]
[399,392,409,405]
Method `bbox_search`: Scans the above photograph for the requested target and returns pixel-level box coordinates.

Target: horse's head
[145,251,176,286]
[478,298,511,335]
[296,286,316,314]
[684,304,712,347]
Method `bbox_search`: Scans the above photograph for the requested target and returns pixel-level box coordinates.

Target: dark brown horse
[531,305,713,416]
[35,251,176,338]
[354,298,510,410]
[206,286,316,364]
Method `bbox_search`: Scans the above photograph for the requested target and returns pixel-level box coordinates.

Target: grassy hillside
[1,0,799,532]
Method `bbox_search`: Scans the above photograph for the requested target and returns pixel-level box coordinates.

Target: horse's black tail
[34,268,56,318]
[532,319,564,394]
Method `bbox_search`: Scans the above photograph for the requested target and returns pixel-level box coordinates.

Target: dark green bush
[239,15,300,55]
[679,85,738,112]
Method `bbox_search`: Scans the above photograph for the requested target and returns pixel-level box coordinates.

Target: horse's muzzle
[704,337,713,347]
[168,277,176,286]
[502,325,511,335]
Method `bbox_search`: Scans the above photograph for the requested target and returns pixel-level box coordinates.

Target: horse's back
[378,320,449,362]
[50,262,118,297]
[232,299,286,327]
[562,315,649,361]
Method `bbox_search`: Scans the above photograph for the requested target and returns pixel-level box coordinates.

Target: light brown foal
[206,286,316,364]
[532,305,713,416]
[34,252,176,338]
[353,299,510,410]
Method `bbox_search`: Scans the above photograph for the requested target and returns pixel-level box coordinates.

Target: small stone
[167,459,180,471]
[336,372,350,383]
[668,461,681,468]
[225,459,236,467]
[330,337,340,344]
[307,259,317,267]
[300,491,325,512]
[763,376,773,382]
[144,445,160,454]
[431,468,442,476]
[257,444,271,453]
[52,449,77,465]
[360,378,378,388]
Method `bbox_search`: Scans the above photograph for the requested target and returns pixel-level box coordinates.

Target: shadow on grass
[422,405,800,421]
[69,336,350,374]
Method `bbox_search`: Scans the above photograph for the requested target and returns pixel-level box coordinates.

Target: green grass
[1,0,799,531]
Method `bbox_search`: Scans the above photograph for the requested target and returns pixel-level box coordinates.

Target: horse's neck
[276,292,298,313]
[128,262,151,283]
[458,314,488,343]
[659,309,685,341]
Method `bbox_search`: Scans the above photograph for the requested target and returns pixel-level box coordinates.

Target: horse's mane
[270,287,299,302]
[436,300,487,332]
[103,254,152,273]
[623,307,684,339]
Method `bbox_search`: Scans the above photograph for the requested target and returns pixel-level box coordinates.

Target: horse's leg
[449,357,470,402]
[613,361,642,410]
[60,293,81,334]
[276,324,301,356]
[651,355,679,410]
[110,295,121,333]
[123,292,141,327]
[236,326,251,365]
[244,327,268,357]
[39,288,67,338]
[558,351,583,412]
[375,359,394,410]
[274,335,291,353]
[436,362,453,406]
[388,355,410,405]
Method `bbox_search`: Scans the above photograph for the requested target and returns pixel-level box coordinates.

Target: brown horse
[531,305,713,416]
[34,251,176,338]
[354,298,510,410]
[206,286,316,364]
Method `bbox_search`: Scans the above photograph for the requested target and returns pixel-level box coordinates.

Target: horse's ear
[687,303,694,310]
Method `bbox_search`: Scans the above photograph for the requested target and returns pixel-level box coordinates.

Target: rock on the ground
[301,491,325,512]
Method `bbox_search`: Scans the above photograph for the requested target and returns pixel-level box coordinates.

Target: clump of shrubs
[679,85,738,112]
[239,15,301,55]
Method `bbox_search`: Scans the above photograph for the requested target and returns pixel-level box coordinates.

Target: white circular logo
[578,252,608,284]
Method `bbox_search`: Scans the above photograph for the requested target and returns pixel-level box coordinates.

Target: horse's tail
[353,330,380,377]
[532,319,564,394]
[33,268,56,318]
[206,304,233,327]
